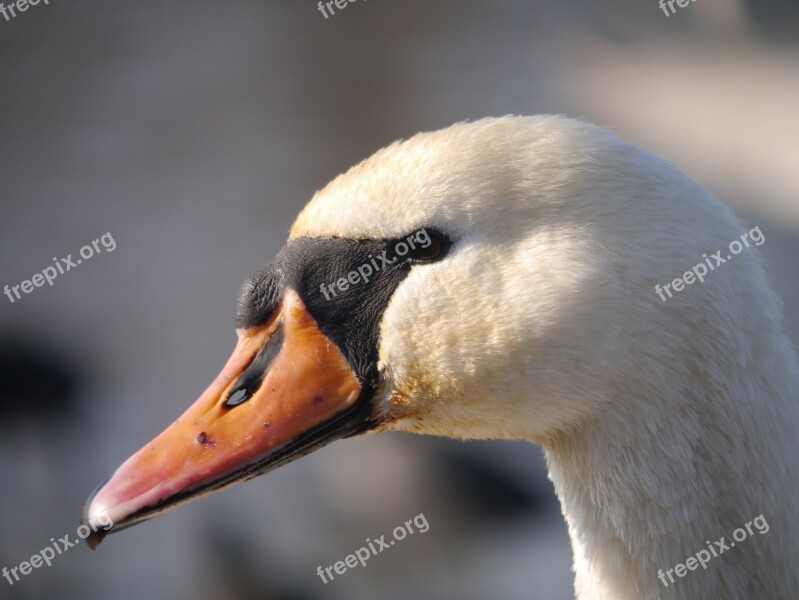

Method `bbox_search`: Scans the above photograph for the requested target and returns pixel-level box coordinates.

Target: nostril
[223,323,285,410]
[224,387,250,408]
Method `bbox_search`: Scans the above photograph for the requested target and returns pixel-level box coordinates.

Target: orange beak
[82,290,364,547]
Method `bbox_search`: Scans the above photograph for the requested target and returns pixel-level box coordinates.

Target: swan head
[83,115,771,546]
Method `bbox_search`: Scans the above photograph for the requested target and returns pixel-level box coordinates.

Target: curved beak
[83,290,366,548]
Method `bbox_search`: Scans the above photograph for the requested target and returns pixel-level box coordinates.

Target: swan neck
[541,345,799,600]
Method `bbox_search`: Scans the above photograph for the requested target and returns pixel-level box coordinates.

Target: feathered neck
[541,318,799,600]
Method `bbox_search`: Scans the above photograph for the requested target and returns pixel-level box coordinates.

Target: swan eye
[409,230,451,262]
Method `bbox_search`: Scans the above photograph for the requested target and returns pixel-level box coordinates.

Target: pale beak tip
[82,479,114,550]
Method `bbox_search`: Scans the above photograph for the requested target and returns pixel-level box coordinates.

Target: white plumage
[291,116,799,599]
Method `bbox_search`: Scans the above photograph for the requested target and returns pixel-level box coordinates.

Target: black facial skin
[235,229,451,396]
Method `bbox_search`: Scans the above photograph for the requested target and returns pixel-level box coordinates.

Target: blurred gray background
[1,1,797,599]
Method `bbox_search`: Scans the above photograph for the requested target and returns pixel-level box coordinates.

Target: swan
[83,116,799,599]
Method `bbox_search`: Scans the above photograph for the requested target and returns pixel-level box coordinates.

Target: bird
[84,116,799,600]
